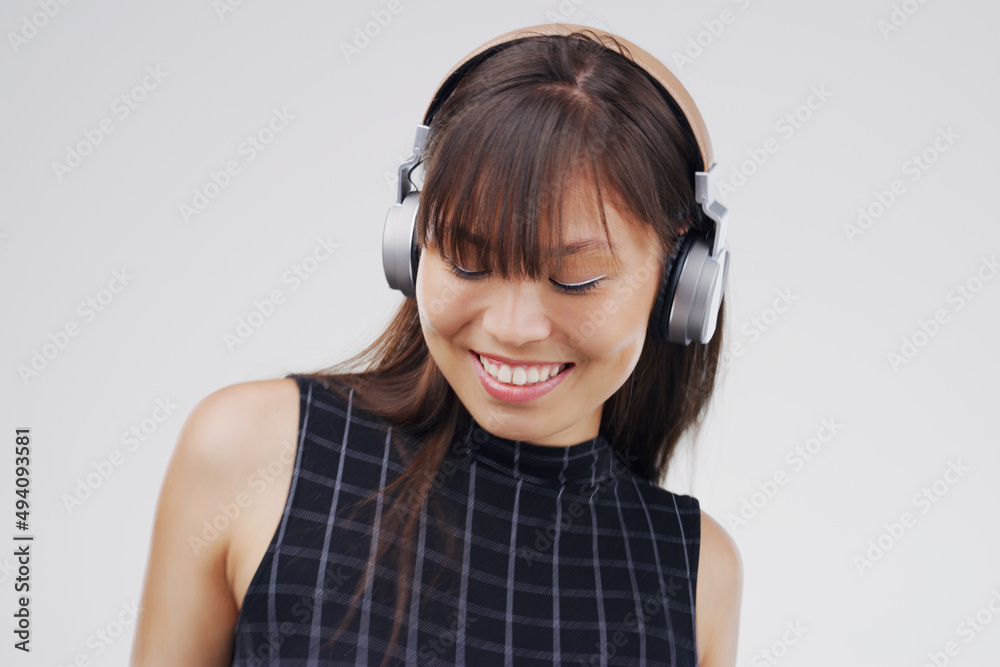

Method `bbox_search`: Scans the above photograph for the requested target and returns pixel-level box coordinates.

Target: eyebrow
[456,230,614,256]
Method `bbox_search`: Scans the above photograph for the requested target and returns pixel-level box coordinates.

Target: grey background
[1,0,998,665]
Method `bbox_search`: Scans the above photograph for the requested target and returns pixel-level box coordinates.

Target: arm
[130,385,260,666]
[695,510,744,667]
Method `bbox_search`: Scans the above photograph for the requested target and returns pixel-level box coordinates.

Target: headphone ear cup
[664,229,728,345]
[382,191,421,297]
[650,230,699,342]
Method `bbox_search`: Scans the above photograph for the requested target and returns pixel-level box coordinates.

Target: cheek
[569,254,662,356]
[416,263,471,337]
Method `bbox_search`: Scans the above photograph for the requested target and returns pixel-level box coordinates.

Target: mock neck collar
[456,409,616,491]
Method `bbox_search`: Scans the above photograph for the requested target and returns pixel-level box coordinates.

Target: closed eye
[443,255,605,296]
[552,276,605,295]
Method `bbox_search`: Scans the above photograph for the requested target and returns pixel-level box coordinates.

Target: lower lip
[469,350,574,403]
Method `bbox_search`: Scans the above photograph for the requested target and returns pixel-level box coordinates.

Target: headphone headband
[422,23,715,172]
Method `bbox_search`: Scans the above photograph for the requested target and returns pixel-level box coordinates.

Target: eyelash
[444,257,604,295]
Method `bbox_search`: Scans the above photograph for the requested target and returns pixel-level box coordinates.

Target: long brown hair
[294,29,727,664]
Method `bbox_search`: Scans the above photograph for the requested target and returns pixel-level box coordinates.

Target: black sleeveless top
[230,374,700,666]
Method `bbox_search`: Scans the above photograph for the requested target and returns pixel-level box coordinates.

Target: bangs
[416,84,630,280]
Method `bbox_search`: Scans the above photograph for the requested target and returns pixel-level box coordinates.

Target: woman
[131,24,742,666]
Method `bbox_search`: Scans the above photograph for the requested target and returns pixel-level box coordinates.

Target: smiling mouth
[473,351,573,386]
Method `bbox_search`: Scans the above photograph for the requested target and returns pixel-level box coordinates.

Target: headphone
[382,23,730,345]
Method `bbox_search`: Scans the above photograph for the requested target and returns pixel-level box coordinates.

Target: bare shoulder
[186,378,302,590]
[698,510,743,590]
[131,376,300,666]
[154,375,302,562]
[695,509,744,667]
[185,377,300,464]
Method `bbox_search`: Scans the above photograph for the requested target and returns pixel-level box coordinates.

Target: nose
[480,281,553,347]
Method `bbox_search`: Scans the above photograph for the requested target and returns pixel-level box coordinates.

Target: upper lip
[471,349,573,367]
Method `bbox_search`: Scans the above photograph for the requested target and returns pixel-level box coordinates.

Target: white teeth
[478,354,567,386]
[498,364,512,383]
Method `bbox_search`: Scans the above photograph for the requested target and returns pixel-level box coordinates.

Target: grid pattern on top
[230,374,701,666]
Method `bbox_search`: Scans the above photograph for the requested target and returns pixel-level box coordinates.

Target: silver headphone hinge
[395,124,430,205]
[694,163,729,259]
